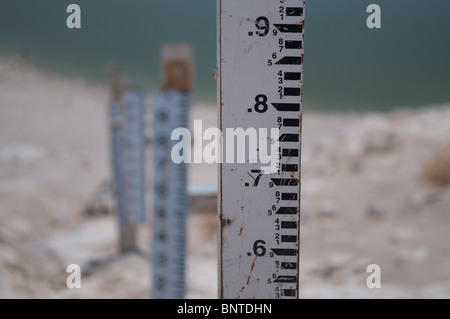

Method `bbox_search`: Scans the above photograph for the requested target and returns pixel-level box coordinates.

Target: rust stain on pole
[161,44,193,92]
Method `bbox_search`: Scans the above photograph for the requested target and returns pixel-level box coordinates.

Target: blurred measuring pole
[109,69,146,253]
[152,44,192,299]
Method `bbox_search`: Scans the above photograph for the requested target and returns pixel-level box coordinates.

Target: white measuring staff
[151,44,192,299]
[109,86,146,252]
[152,91,190,299]
[218,0,305,298]
[122,90,146,225]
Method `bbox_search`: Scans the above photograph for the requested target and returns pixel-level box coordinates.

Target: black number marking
[253,240,267,256]
[254,94,268,113]
[281,148,299,157]
[275,207,298,215]
[255,16,270,37]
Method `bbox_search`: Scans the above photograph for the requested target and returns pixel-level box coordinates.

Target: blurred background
[1,0,450,109]
[0,0,449,298]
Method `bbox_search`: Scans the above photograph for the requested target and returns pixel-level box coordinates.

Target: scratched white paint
[218,0,304,299]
